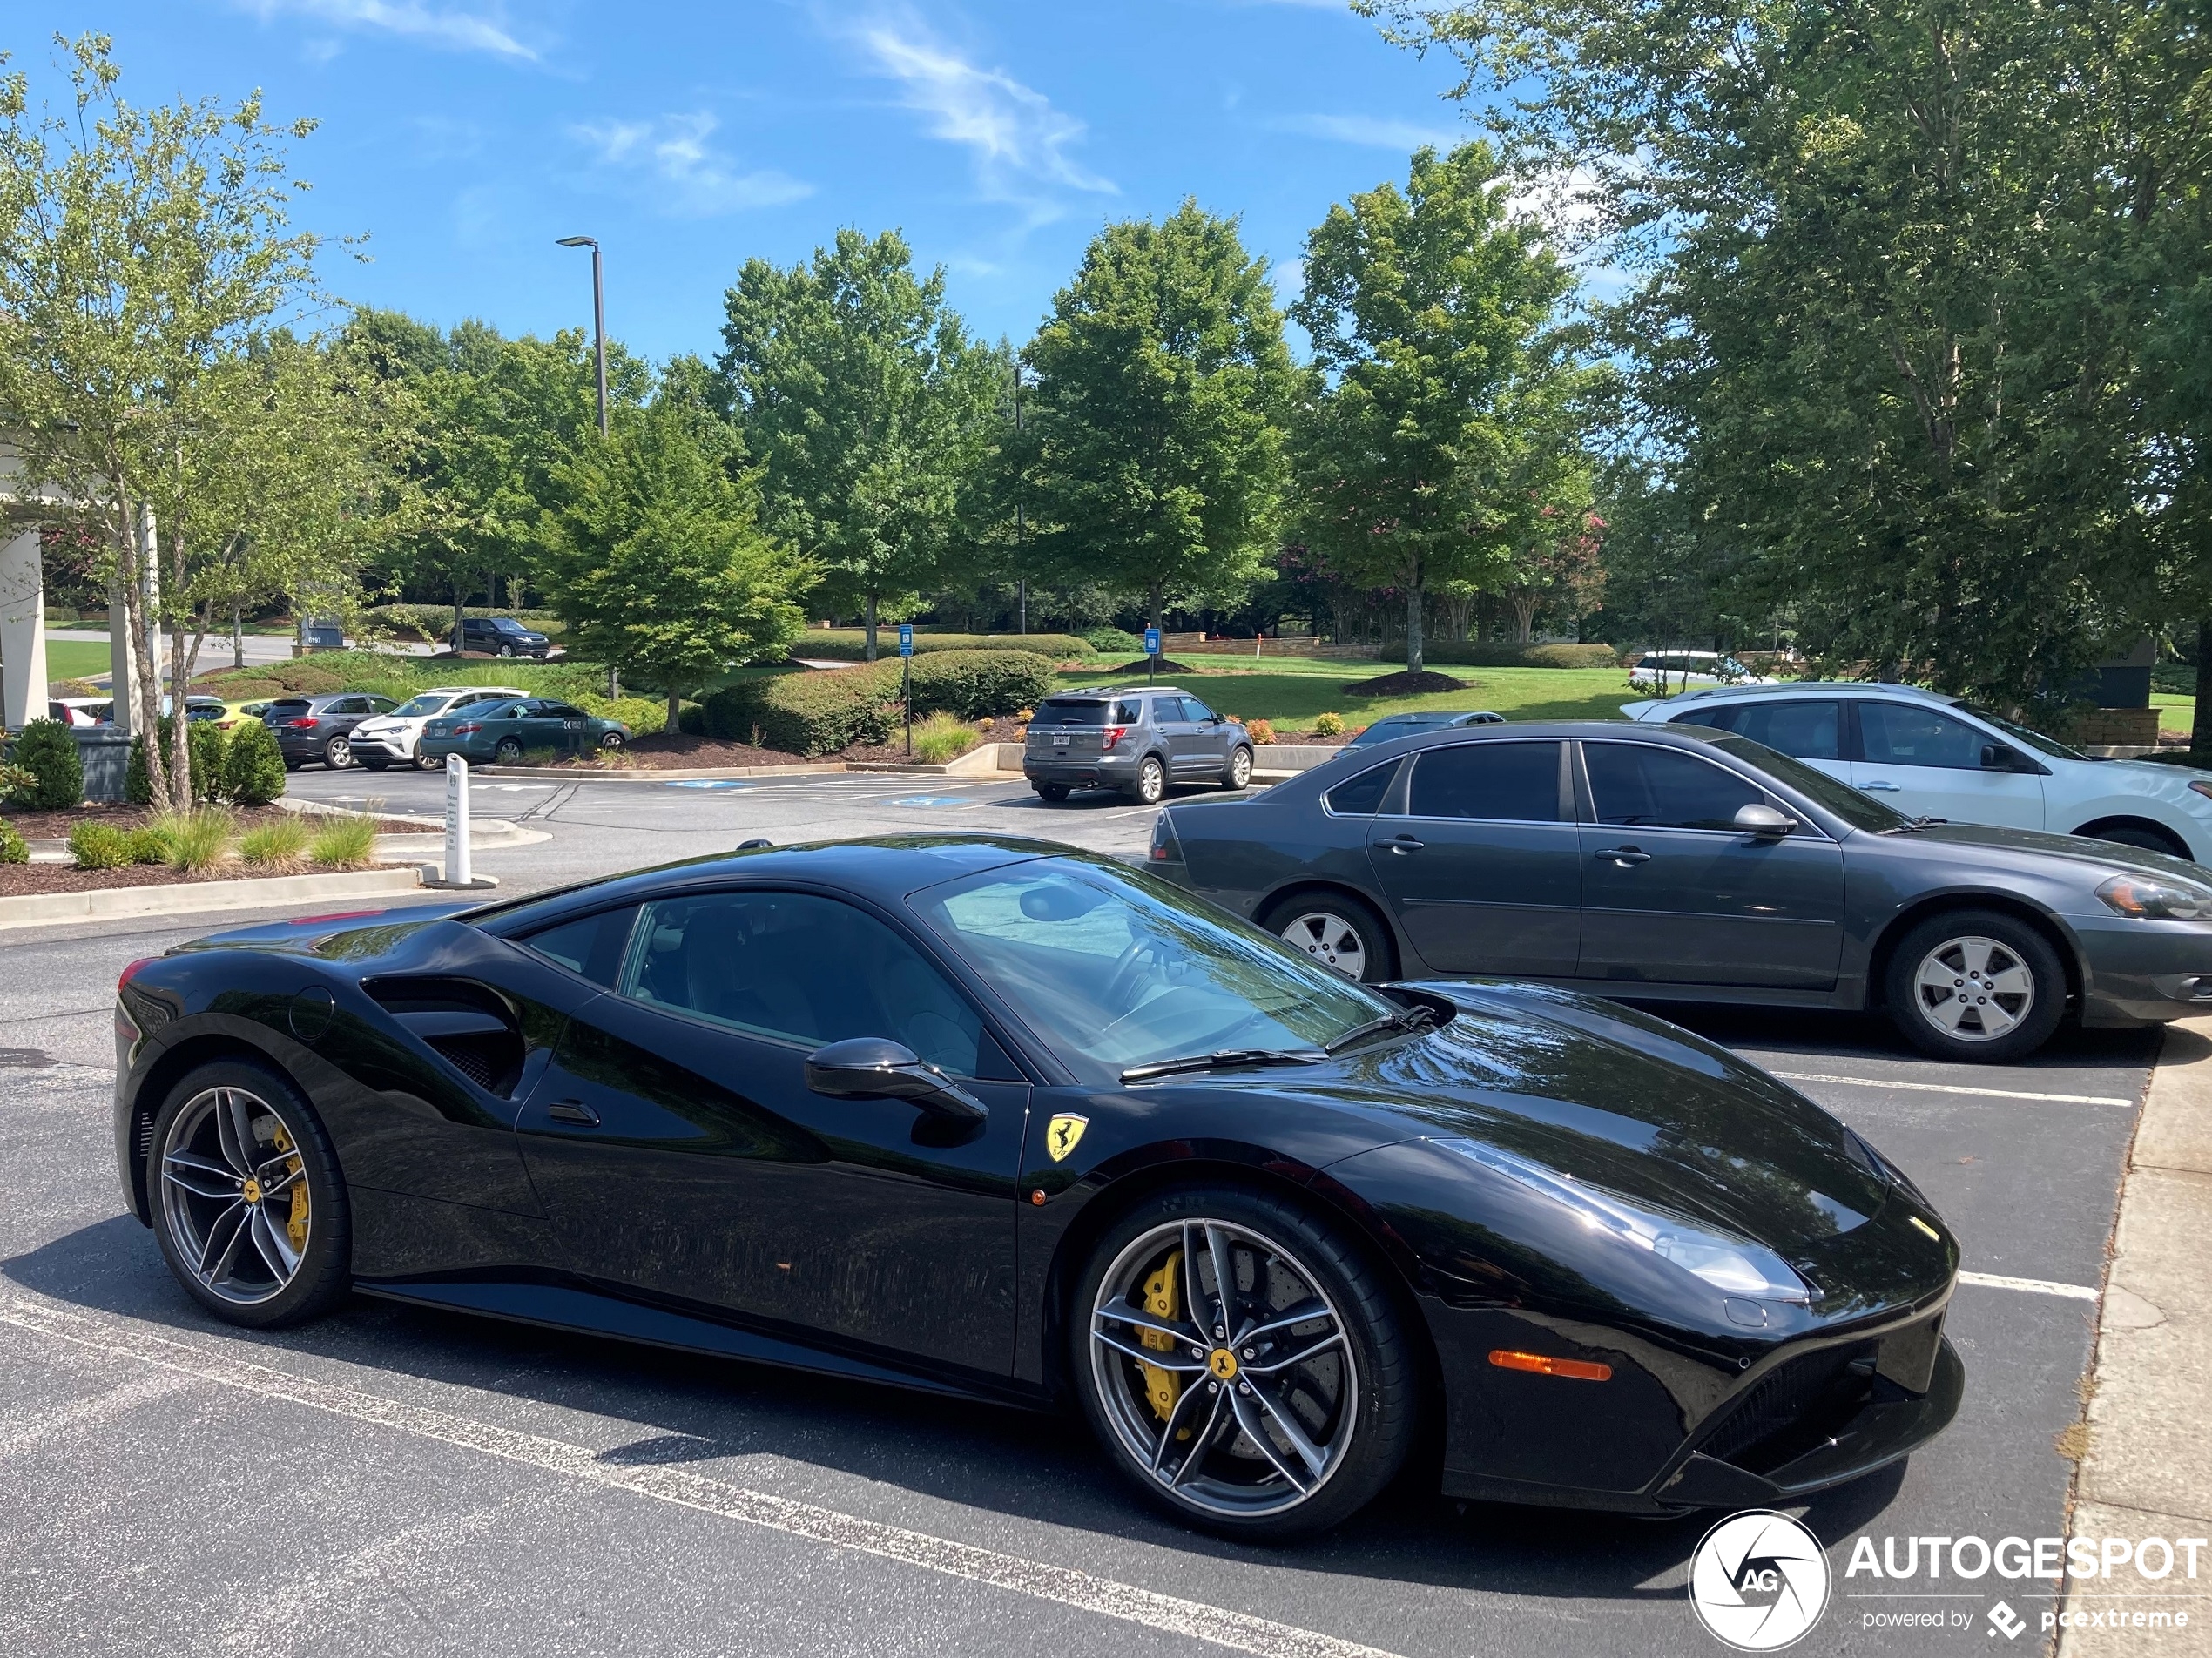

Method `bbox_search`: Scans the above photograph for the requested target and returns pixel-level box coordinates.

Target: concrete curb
[468,761,851,782]
[0,865,426,932]
[2058,1014,2212,1654]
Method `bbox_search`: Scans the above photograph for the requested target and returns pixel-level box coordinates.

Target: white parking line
[0,1290,1400,1658]
[1957,1270,2101,1302]
[1770,1071,2136,1109]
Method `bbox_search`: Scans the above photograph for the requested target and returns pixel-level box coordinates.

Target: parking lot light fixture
[556,235,609,439]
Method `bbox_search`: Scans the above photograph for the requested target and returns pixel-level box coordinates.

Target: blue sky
[10,2,1484,363]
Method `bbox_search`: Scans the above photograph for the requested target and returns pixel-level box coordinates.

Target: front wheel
[1885,909,2066,1062]
[498,644,516,658]
[599,731,624,750]
[1222,745,1253,791]
[1260,892,1393,983]
[1071,1186,1416,1540]
[148,1059,351,1329]
[1127,755,1166,806]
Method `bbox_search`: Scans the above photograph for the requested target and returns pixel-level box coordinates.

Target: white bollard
[445,752,472,887]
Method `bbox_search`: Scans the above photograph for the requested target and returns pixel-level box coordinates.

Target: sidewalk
[2062,1014,2212,1653]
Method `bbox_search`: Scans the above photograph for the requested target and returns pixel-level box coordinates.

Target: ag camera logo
[1689,1510,1831,1650]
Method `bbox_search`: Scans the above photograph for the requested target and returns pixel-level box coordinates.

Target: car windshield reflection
[909,859,1393,1082]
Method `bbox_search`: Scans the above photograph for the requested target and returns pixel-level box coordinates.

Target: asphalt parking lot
[0,769,2155,1656]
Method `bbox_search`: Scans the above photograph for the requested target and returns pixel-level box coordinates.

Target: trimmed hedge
[187,720,226,804]
[1386,641,1621,669]
[222,719,288,806]
[704,650,1057,755]
[798,630,1096,663]
[0,821,25,865]
[9,718,84,810]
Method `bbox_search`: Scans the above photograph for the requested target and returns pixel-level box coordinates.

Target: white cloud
[846,15,1115,217]
[237,0,538,59]
[569,113,813,218]
[1272,112,1466,152]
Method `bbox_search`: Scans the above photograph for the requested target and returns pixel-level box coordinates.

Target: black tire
[1069,1183,1418,1541]
[1127,754,1167,806]
[1260,890,1395,983]
[599,731,624,750]
[323,735,354,770]
[498,644,516,658]
[1884,907,2067,1062]
[493,737,524,765]
[1222,745,1254,791]
[1035,783,1071,803]
[2080,821,2190,859]
[147,1058,351,1329]
[413,751,442,772]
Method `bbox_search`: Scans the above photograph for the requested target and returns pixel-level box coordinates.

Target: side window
[1585,743,1764,831]
[521,905,639,987]
[330,697,368,716]
[1859,702,1986,770]
[617,891,993,1077]
[1179,696,1216,723]
[1114,700,1142,724]
[1408,742,1563,822]
[367,697,399,715]
[543,703,584,719]
[1680,699,1841,761]
[1324,758,1401,816]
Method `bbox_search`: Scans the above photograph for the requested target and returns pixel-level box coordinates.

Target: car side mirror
[1981,743,2031,772]
[1733,803,1797,836]
[804,1037,987,1122]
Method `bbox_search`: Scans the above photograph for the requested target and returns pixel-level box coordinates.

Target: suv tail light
[1100,725,1129,750]
[285,717,319,729]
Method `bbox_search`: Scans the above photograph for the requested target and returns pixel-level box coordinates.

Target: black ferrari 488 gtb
[114,836,1961,1539]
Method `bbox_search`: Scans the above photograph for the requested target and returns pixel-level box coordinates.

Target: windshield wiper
[1324,1004,1440,1055]
[1883,815,1949,834]
[1121,1048,1329,1083]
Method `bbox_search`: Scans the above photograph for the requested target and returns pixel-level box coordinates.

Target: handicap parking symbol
[891,794,973,808]
[667,779,753,791]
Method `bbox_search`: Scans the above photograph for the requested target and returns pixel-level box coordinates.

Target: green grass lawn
[43,640,113,684]
[1054,657,1642,729]
[2154,692,2195,738]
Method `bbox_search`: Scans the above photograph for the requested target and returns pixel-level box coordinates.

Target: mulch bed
[1340,670,1470,696]
[0,860,404,898]
[1104,657,1199,675]
[2,804,421,839]
[844,715,1026,765]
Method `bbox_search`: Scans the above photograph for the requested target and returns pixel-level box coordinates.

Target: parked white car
[1625,681,2212,862]
[348,685,526,771]
[1625,650,1774,692]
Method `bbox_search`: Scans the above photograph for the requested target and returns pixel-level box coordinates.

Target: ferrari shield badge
[1045,1114,1089,1162]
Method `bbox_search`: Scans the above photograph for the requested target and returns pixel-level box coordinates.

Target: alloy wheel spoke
[212,1090,256,1176]
[1915,956,1959,994]
[258,1164,306,1201]
[1241,1331,1344,1375]
[198,1200,250,1283]
[1204,1224,1242,1343]
[248,1205,300,1282]
[1180,1223,1218,1340]
[1958,939,1995,978]
[1095,1327,1211,1372]
[1979,1000,2021,1035]
[1238,1298,1331,1345]
[1924,991,1971,1031]
[1167,1389,1231,1489]
[1987,961,2033,997]
[1245,1378,1332,1480]
[1095,1297,1203,1349]
[163,1150,242,1201]
[1149,1374,1217,1475]
[1226,1385,1314,1494]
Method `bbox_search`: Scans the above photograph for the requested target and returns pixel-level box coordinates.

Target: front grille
[1698,1340,1878,1472]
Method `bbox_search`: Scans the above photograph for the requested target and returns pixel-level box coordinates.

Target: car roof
[1649,680,1958,709]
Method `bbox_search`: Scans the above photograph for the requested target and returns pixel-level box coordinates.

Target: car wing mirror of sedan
[1733,803,1798,836]
[804,1036,988,1122]
[1980,743,2036,773]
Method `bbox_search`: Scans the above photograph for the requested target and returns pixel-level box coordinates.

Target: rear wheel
[413,750,442,772]
[1071,1185,1416,1540]
[149,1059,350,1329]
[1885,908,2066,1062]
[1035,783,1071,803]
[1222,745,1254,791]
[493,737,524,765]
[1127,755,1167,806]
[1261,892,1393,983]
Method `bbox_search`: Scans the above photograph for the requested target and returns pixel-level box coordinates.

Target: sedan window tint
[1409,742,1563,822]
[1586,743,1764,830]
[521,905,639,987]
[618,890,989,1076]
[1859,702,1986,769]
[1324,758,1401,815]
[1682,699,1841,760]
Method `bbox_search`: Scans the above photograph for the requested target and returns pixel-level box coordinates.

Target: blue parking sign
[1143,626,1161,656]
[898,624,914,658]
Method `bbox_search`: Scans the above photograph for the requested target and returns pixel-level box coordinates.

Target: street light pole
[1013,361,1025,634]
[556,235,608,439]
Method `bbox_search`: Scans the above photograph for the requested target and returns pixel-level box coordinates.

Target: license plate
[1053,734,1069,746]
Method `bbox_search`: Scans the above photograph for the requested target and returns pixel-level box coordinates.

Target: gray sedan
[1148,719,2212,1062]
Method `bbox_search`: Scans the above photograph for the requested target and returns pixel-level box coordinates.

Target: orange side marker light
[1488,1350,1612,1382]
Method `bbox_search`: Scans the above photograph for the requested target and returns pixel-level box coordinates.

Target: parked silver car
[1024,688,1254,805]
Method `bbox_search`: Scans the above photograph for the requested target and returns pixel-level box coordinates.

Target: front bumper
[2070,913,2212,1025]
[352,729,413,759]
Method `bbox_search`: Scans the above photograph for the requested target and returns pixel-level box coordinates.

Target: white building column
[0,526,48,731]
[108,503,162,733]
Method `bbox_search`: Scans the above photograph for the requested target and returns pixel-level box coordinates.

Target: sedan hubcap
[1279,912,1366,981]
[158,1087,310,1305]
[1089,1217,1354,1519]
[1913,935,2034,1041]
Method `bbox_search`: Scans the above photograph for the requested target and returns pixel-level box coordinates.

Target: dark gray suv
[1024,689,1253,805]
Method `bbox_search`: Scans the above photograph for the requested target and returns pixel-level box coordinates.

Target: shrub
[678,701,705,735]
[125,729,150,805]
[703,650,1055,756]
[912,711,982,764]
[69,821,133,869]
[9,718,84,809]
[1389,641,1618,670]
[799,629,1096,663]
[570,693,668,736]
[125,827,169,864]
[221,718,288,807]
[238,816,309,866]
[521,746,562,766]
[48,677,102,698]
[308,816,377,869]
[1312,711,1345,738]
[187,720,227,803]
[1082,627,1143,655]
[1244,718,1278,745]
[0,821,26,865]
[146,807,235,872]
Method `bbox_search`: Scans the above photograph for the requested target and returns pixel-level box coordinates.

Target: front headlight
[1436,1139,1811,1302]
[2096,873,2212,920]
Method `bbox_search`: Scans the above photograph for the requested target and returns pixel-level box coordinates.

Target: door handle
[1861,781,1901,792]
[546,1100,599,1126]
[1595,846,1651,866]
[1376,835,1425,853]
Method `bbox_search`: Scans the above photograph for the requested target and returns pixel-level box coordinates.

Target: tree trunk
[1148,583,1164,660]
[863,593,880,663]
[163,530,193,810]
[452,583,466,652]
[232,601,244,670]
[667,684,682,735]
[2194,620,2212,758]
[1512,592,1539,643]
[1406,581,1425,677]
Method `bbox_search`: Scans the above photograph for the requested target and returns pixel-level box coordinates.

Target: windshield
[391,694,456,719]
[1708,736,1912,832]
[1957,701,2083,761]
[909,858,1393,1082]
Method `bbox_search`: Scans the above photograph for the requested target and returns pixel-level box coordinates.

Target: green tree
[1290,145,1583,673]
[717,229,1002,660]
[549,360,813,729]
[1020,202,1296,637]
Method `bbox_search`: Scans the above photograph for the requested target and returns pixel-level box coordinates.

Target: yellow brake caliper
[271,1125,308,1251]
[1138,1249,1184,1426]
